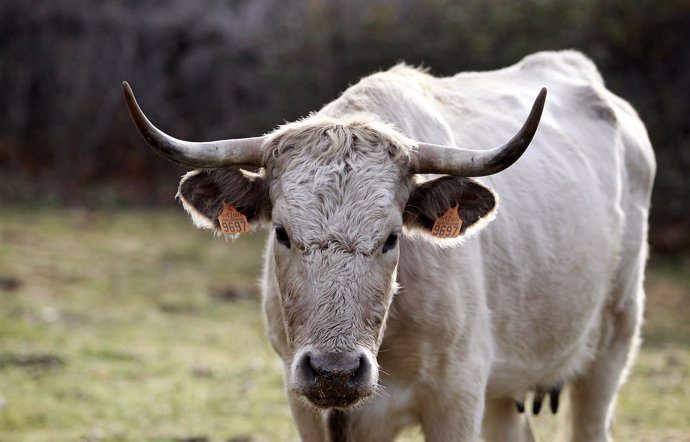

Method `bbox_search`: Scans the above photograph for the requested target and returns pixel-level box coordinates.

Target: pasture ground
[0,208,688,441]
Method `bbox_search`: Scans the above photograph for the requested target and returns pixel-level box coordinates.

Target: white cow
[124,50,655,441]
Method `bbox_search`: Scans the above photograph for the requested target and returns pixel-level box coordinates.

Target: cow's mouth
[296,377,377,409]
[305,392,369,409]
[291,346,379,409]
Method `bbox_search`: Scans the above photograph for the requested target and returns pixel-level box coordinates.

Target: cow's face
[124,79,543,409]
[265,122,410,408]
[177,120,498,409]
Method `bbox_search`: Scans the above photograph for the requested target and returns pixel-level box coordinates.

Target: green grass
[0,208,688,441]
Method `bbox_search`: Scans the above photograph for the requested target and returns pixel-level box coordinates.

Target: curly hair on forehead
[261,116,415,175]
[259,117,414,253]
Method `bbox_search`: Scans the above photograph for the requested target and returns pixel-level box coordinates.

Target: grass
[0,208,688,441]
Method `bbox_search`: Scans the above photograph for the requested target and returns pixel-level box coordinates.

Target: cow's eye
[275,226,291,248]
[382,233,398,253]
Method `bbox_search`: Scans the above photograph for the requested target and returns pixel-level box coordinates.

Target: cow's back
[393,51,653,395]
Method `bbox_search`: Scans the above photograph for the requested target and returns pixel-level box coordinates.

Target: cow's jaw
[274,243,398,409]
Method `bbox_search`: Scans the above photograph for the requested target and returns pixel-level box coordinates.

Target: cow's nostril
[351,355,369,386]
[308,351,363,380]
[298,352,318,385]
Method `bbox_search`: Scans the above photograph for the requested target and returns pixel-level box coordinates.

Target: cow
[123,50,655,441]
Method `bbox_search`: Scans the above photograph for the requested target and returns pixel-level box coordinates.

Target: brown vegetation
[1,0,688,249]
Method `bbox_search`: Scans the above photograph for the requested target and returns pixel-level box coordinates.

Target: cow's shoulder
[516,50,605,86]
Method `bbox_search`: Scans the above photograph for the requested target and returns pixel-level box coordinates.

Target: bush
[1,0,688,247]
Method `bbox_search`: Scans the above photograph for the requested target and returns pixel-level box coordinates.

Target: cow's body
[125,50,655,441]
[261,51,654,441]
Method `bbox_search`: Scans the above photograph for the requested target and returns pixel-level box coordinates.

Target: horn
[122,81,264,168]
[411,88,547,176]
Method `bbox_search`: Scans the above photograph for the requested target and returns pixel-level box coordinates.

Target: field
[1,208,688,441]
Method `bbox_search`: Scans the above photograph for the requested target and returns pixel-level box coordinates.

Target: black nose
[295,350,374,408]
[304,351,364,383]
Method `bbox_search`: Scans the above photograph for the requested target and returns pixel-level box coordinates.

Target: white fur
[193,50,655,441]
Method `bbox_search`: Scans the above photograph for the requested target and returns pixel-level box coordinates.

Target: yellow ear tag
[218,203,250,234]
[431,203,463,238]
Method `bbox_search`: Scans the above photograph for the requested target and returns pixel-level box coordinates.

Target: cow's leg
[347,384,416,442]
[287,392,326,442]
[347,414,399,442]
[566,300,641,442]
[482,397,536,442]
[418,367,487,442]
[566,245,646,442]
[419,387,484,442]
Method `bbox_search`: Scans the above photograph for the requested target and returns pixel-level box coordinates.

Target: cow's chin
[290,345,379,410]
[302,387,375,410]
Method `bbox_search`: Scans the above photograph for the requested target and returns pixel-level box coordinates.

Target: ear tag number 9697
[218,203,250,234]
[431,203,463,238]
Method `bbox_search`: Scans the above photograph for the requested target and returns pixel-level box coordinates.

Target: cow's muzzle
[291,346,377,409]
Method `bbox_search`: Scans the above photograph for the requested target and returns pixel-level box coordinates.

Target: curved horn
[411,87,547,176]
[122,81,264,168]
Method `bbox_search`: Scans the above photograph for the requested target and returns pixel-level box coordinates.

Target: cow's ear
[177,168,271,233]
[403,176,497,242]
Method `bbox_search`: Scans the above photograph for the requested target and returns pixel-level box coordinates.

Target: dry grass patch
[0,208,688,441]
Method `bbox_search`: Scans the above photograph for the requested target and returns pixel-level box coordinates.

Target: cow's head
[123,82,545,409]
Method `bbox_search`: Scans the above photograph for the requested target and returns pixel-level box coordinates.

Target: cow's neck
[326,409,349,442]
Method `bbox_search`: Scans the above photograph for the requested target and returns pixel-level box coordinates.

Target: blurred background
[1,0,690,243]
[1,0,688,441]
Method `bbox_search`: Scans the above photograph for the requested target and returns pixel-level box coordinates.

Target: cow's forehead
[264,120,413,252]
[278,157,403,252]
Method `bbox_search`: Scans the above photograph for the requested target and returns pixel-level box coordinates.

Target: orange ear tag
[217,203,251,234]
[431,203,463,238]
